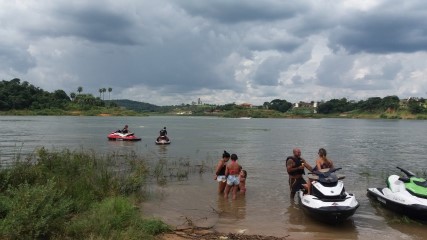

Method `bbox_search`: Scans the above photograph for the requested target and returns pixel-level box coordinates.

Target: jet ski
[298,168,359,223]
[107,131,141,141]
[155,135,171,145]
[367,166,427,220]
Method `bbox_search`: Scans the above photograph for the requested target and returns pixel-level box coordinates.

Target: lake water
[1,116,427,239]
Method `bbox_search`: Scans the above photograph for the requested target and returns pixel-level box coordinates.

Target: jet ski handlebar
[396,166,415,178]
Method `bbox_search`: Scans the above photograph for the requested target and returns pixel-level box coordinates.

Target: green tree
[381,95,400,111]
[360,97,382,112]
[108,87,112,100]
[102,88,106,100]
[408,98,424,114]
[77,86,83,95]
[70,92,76,101]
[269,99,292,113]
[263,102,270,109]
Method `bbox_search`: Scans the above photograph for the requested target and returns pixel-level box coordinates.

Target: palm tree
[70,92,76,101]
[102,88,106,100]
[99,88,103,98]
[77,86,83,95]
[108,87,112,100]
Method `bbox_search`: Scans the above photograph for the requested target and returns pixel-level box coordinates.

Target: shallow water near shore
[1,116,427,239]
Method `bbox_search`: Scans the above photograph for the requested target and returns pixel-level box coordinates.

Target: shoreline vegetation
[0,148,291,240]
[1,78,427,119]
[0,148,170,239]
[1,107,427,120]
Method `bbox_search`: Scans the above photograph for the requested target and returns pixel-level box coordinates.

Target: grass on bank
[0,148,169,239]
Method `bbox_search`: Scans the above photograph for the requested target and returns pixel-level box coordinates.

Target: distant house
[240,103,253,108]
[293,101,318,108]
[293,101,320,113]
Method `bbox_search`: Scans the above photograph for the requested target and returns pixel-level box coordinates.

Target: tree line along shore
[1,78,427,119]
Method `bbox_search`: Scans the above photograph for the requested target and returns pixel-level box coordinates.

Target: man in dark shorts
[286,148,312,200]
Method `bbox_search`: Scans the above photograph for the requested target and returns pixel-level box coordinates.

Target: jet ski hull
[298,191,359,223]
[155,136,171,145]
[155,139,171,145]
[367,187,427,220]
[107,132,141,141]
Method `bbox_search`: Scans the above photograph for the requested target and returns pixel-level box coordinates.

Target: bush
[0,180,72,239]
[66,197,169,239]
[0,149,168,239]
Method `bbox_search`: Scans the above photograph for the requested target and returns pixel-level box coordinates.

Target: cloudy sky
[1,0,427,106]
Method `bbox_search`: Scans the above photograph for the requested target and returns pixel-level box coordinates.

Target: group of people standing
[286,147,334,199]
[213,147,333,200]
[214,151,247,200]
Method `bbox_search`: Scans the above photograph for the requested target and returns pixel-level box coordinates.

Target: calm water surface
[1,116,427,239]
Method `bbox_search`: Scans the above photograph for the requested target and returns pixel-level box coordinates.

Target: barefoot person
[224,153,242,200]
[239,169,247,195]
[214,150,231,194]
[286,148,312,200]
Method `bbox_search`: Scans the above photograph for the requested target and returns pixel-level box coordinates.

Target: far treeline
[1,78,427,118]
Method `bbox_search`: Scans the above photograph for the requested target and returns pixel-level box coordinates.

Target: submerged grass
[0,148,170,239]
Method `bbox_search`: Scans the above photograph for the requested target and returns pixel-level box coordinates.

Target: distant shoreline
[1,109,426,120]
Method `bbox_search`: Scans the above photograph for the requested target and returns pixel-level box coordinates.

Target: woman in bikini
[315,148,334,170]
[304,148,334,195]
[214,150,231,194]
[224,153,242,200]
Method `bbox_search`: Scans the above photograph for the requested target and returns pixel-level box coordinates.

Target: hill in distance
[108,99,161,112]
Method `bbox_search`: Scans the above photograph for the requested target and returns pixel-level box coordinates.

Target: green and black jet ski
[367,167,427,220]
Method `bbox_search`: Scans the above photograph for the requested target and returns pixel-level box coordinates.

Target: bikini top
[320,161,333,169]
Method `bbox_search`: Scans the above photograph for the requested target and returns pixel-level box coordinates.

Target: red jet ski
[107,131,141,141]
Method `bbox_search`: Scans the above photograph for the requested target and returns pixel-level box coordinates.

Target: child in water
[239,169,247,195]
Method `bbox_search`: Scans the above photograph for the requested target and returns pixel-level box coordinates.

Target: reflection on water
[217,194,247,222]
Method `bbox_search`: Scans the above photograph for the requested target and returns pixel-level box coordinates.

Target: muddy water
[1,116,427,239]
[139,117,427,240]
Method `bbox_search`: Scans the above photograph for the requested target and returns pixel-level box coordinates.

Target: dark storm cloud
[3,0,427,105]
[0,45,35,73]
[329,3,427,54]
[253,57,282,86]
[62,8,136,45]
[244,36,302,52]
[25,4,136,45]
[176,0,308,23]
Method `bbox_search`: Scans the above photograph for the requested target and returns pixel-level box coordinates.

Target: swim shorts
[217,175,227,182]
[227,175,240,186]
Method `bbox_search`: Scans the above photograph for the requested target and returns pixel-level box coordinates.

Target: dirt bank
[157,228,291,240]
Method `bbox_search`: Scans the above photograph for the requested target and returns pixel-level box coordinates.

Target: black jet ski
[367,166,427,220]
[298,168,359,223]
[155,135,171,145]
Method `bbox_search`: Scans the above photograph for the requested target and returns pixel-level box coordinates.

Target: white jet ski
[298,168,359,223]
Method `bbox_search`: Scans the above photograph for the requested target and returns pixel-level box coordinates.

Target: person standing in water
[286,148,312,200]
[214,151,231,194]
[224,153,242,200]
[239,169,247,195]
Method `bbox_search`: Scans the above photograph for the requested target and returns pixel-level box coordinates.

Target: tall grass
[0,148,169,239]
